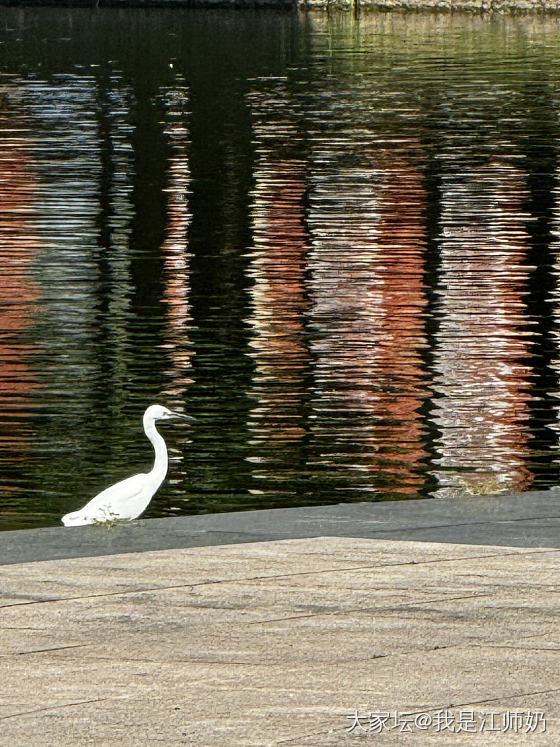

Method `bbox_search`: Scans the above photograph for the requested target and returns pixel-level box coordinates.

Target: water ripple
[1,10,560,527]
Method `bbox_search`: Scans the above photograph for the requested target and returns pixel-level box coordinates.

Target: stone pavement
[0,538,558,743]
[0,492,559,744]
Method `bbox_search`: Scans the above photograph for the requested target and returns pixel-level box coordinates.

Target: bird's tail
[61,511,90,527]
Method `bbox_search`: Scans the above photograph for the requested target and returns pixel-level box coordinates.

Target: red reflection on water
[0,106,39,482]
[306,137,430,496]
[245,95,310,493]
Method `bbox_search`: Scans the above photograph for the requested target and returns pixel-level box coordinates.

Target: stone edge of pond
[0,489,559,565]
[304,0,560,11]
[2,0,560,13]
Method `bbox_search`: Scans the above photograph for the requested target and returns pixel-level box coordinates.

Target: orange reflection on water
[306,136,429,496]
[245,92,309,493]
[366,145,430,492]
[432,160,534,497]
[0,100,39,484]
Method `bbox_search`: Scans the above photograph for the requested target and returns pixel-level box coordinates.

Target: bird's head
[144,404,196,424]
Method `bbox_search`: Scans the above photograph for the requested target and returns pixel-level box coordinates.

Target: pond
[1,7,560,530]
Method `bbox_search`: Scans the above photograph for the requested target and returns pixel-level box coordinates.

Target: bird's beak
[170,411,196,424]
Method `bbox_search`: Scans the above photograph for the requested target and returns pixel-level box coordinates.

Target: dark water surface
[2,8,560,530]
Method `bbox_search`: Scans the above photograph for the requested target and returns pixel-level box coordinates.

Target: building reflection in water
[305,129,430,498]
[6,9,560,530]
[245,87,310,499]
[431,160,534,497]
[21,76,104,427]
[0,89,38,507]
[97,76,136,411]
[158,81,194,509]
[547,163,560,466]
[160,82,194,405]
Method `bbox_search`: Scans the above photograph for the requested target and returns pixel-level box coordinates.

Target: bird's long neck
[144,415,168,485]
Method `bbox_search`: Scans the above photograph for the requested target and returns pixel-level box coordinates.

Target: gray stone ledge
[1,490,559,565]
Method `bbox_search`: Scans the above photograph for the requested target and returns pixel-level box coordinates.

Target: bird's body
[62,405,194,527]
[62,472,155,526]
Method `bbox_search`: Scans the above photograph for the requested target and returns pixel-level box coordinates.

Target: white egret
[62,405,194,527]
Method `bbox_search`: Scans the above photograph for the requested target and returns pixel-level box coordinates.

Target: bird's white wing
[62,473,150,525]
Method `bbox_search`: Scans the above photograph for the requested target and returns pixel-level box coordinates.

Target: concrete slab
[1,490,559,565]
[0,537,558,745]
